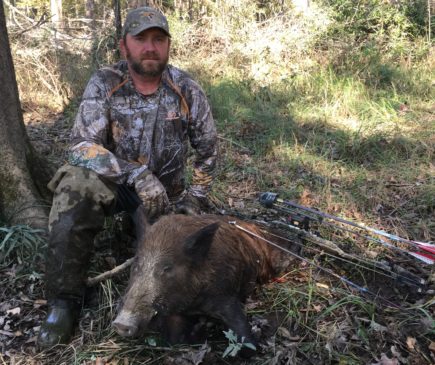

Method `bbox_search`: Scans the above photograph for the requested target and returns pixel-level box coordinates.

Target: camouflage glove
[133,170,169,219]
[175,192,212,215]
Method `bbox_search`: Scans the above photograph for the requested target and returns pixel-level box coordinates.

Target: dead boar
[112,209,296,350]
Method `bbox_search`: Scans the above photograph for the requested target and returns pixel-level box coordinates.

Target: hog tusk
[86,257,135,286]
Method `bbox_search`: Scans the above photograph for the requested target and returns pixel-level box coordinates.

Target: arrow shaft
[274,197,434,253]
[229,221,403,309]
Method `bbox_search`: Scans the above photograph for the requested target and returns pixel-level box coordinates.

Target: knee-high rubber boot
[38,165,116,349]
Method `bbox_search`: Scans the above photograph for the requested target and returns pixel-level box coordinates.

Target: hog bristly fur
[113,213,295,348]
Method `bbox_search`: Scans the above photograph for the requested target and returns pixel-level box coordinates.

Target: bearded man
[37,6,218,348]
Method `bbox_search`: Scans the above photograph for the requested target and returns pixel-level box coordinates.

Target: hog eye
[162,265,173,274]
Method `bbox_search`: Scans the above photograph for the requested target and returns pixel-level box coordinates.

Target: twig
[387,198,413,217]
[86,257,134,286]
[428,0,431,44]
[218,135,251,153]
[4,0,40,24]
[4,0,75,41]
[17,16,49,36]
[0,353,8,365]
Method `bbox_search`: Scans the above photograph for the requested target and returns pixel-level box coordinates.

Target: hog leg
[205,296,257,356]
[150,314,206,345]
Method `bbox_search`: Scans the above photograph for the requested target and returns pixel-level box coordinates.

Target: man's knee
[48,165,116,230]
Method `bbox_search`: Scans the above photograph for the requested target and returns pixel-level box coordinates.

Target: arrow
[259,192,435,265]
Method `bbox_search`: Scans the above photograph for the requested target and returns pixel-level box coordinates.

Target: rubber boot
[37,299,80,349]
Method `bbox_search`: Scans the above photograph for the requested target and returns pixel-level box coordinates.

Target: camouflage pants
[45,164,135,301]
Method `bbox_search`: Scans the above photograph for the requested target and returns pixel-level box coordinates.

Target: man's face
[121,28,170,78]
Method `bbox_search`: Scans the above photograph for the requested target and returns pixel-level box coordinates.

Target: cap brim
[128,24,171,37]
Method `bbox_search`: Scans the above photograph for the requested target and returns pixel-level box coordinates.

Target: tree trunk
[50,0,62,27]
[113,0,121,59]
[86,0,95,28]
[0,4,50,228]
[8,0,15,23]
[292,0,310,12]
[127,0,157,8]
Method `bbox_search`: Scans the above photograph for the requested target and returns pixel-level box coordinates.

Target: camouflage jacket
[68,61,218,199]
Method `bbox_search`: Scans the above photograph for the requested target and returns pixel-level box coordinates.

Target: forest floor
[1,112,434,365]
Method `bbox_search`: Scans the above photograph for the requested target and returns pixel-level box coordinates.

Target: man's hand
[134,170,169,219]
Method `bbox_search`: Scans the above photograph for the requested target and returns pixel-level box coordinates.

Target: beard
[125,47,168,78]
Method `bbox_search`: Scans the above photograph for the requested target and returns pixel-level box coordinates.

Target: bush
[319,0,430,39]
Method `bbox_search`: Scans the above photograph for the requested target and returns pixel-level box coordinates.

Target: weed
[0,224,46,268]
[222,329,256,357]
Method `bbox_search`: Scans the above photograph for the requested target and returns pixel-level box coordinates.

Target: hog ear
[183,222,219,261]
[132,205,150,241]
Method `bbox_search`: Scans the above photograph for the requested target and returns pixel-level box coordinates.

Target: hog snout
[112,319,138,337]
[113,311,141,337]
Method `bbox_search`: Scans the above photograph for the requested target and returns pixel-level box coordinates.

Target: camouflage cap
[122,7,170,37]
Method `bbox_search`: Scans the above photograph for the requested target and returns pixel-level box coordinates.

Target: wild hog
[112,209,296,350]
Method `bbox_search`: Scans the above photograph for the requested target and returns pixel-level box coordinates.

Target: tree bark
[86,0,95,28]
[127,0,158,8]
[113,0,121,59]
[50,0,62,27]
[7,0,15,23]
[0,4,50,228]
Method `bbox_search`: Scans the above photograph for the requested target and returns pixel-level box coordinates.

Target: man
[37,6,218,348]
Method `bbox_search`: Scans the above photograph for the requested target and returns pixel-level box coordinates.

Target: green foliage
[403,0,431,36]
[319,0,430,39]
[13,0,48,10]
[222,329,256,357]
[0,225,46,267]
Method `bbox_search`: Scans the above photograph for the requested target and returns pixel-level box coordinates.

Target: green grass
[0,224,46,267]
[188,35,434,236]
